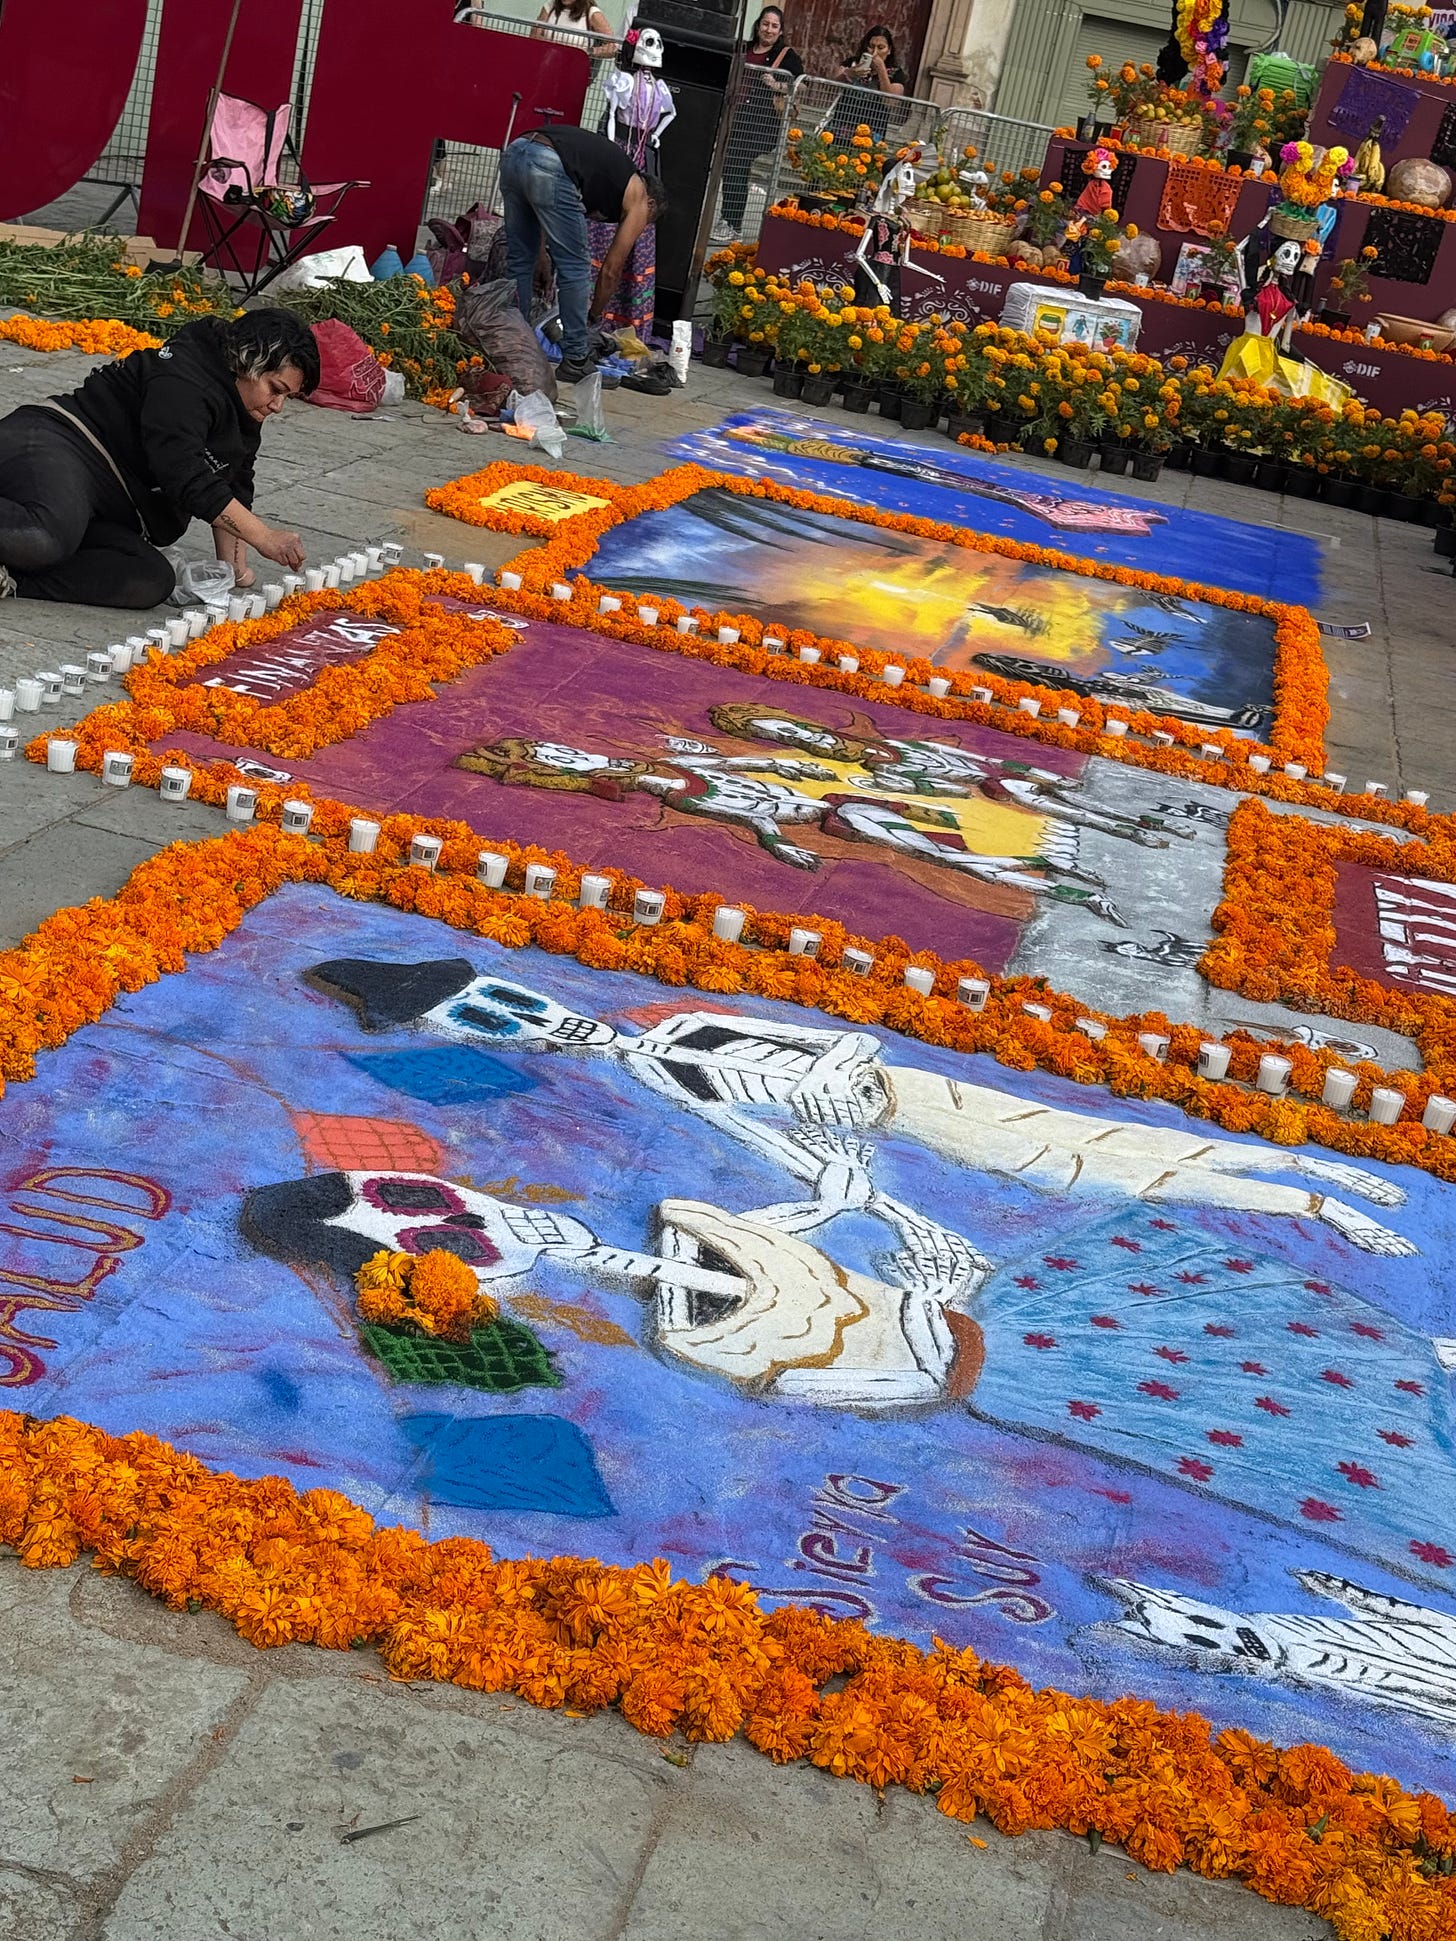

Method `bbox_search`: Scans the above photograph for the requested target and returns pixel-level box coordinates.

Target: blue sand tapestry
[4,882,1454,1794]
[667,408,1324,605]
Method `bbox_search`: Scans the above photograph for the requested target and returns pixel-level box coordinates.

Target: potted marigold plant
[1070,208,1130,299]
[1322,245,1378,326]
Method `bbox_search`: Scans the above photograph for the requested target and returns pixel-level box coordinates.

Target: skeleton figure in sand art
[456,706,1204,926]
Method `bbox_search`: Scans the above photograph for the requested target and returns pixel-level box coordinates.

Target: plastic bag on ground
[559,371,608,440]
[381,369,406,406]
[306,319,388,414]
[669,319,692,386]
[454,278,557,402]
[268,245,371,292]
[166,556,234,611]
[507,388,567,458]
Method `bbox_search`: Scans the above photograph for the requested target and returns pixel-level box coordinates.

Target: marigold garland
[423,460,1330,767]
[0,315,162,358]
[1,1407,1452,1939]
[356,1248,498,1341]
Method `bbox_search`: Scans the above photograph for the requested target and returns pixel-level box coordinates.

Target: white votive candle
[717,624,739,644]
[499,570,523,592]
[637,605,659,627]
[86,652,113,682]
[1103,717,1128,737]
[843,948,874,977]
[263,584,283,611]
[549,581,571,602]
[304,569,326,593]
[881,665,905,688]
[348,818,381,853]
[228,595,249,622]
[1405,790,1429,808]
[1075,1017,1106,1040]
[1058,707,1081,728]
[167,617,191,648]
[1256,1053,1292,1094]
[37,672,62,704]
[1018,697,1041,718]
[463,562,486,585]
[1022,1002,1053,1022]
[1283,762,1307,781]
[0,690,13,721]
[380,543,404,566]
[788,927,821,957]
[958,977,990,1010]
[599,595,622,614]
[410,834,444,871]
[102,751,134,788]
[675,615,697,634]
[1138,1032,1170,1061]
[159,765,192,802]
[634,889,666,925]
[59,665,87,696]
[904,966,935,996]
[423,552,445,570]
[1422,1095,1456,1134]
[524,862,556,898]
[798,646,820,664]
[578,874,612,910]
[1322,1069,1358,1110]
[1249,755,1272,774]
[0,728,18,759]
[14,679,42,712]
[929,677,952,699]
[762,636,785,653]
[1200,743,1223,761]
[711,906,745,943]
[46,738,76,772]
[280,800,314,835]
[1369,1086,1405,1124]
[971,686,994,703]
[1365,781,1387,798]
[322,564,341,589]
[226,785,257,822]
[1152,730,1176,748]
[1198,1042,1231,1080]
[837,655,859,674]
[477,850,509,887]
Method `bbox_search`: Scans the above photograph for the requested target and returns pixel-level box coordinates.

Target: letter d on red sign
[0,0,148,219]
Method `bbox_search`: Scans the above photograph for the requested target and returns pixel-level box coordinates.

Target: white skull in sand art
[306,956,1423,1414]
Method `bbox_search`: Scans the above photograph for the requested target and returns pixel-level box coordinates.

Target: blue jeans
[499,137,592,365]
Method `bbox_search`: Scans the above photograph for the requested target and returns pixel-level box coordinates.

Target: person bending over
[0,308,316,610]
[500,124,665,384]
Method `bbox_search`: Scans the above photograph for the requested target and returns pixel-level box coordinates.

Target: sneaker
[710,222,737,246]
[556,357,598,386]
[0,563,16,599]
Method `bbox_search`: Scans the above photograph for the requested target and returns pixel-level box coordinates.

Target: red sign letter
[302,4,591,261]
[0,0,147,219]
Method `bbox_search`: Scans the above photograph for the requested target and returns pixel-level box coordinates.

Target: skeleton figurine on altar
[1244,235,1318,357]
[1073,145,1116,219]
[852,149,945,313]
[605,28,677,151]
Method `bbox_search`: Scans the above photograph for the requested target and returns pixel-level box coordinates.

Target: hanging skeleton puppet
[590,29,675,338]
[852,149,946,313]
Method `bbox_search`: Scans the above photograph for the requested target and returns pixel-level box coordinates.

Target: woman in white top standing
[534,0,619,55]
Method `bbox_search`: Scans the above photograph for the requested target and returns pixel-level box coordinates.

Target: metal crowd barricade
[752,73,1054,241]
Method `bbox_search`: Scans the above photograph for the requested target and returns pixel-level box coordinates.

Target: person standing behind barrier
[534,0,619,56]
[831,26,907,145]
[713,8,803,243]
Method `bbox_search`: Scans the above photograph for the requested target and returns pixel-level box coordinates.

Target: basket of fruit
[943,210,1017,254]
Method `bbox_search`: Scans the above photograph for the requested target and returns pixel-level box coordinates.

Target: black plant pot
[1078,273,1107,300]
[1227,148,1255,171]
[1285,465,1319,498]
[735,346,770,378]
[1163,441,1193,472]
[1418,497,1445,528]
[840,382,873,414]
[771,366,805,398]
[1254,459,1288,493]
[1059,436,1094,469]
[1357,485,1387,516]
[800,374,834,406]
[1220,451,1257,484]
[1384,490,1423,523]
[1130,449,1163,482]
[1099,442,1131,475]
[1320,308,1351,329]
[1190,446,1221,477]
[1434,525,1456,556]
[1322,476,1359,508]
[701,336,730,367]
[986,412,1021,444]
[945,409,986,441]
[899,395,938,431]
[878,384,903,420]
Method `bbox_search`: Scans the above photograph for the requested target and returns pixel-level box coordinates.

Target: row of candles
[493,572,1430,809]
[0,544,408,759]
[36,738,1454,1136]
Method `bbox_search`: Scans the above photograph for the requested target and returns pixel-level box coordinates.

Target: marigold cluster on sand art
[355,1248,499,1341]
[0,1408,1451,1939]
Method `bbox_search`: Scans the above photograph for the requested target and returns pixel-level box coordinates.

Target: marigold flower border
[36,566,1456,1179]
[0,832,1451,1940]
[423,459,1330,768]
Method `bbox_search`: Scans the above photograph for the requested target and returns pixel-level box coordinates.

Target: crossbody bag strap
[31,400,152,544]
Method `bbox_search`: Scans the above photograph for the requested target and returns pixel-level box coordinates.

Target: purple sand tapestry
[157,612,1256,978]
[6,881,1456,1795]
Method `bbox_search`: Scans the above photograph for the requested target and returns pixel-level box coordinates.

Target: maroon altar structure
[755,211,1456,415]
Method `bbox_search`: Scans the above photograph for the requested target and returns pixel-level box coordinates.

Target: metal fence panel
[758,74,1053,230]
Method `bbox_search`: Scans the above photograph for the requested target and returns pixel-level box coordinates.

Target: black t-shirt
[540,124,640,220]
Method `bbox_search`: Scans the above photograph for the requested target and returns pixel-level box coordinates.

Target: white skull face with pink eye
[329,1172,596,1280]
[633,25,663,65]
[422,975,620,1051]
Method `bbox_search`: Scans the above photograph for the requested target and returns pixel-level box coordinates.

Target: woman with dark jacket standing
[0,308,317,610]
[713,7,803,243]
[831,25,909,145]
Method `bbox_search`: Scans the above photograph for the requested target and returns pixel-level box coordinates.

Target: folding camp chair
[196,93,368,298]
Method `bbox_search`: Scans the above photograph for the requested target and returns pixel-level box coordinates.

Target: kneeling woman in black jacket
[0,308,318,609]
